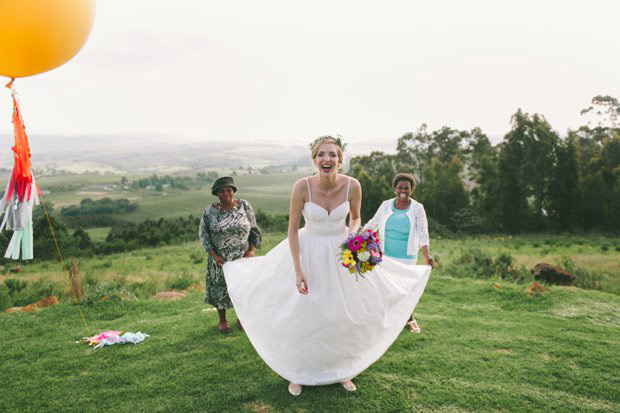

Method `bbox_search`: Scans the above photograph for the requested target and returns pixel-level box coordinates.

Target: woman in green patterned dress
[199,176,261,333]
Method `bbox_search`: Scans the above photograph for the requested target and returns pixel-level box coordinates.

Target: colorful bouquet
[340,229,383,279]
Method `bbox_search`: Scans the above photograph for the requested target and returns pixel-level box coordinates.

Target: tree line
[0,206,287,262]
[128,172,218,191]
[348,96,620,234]
[60,197,138,228]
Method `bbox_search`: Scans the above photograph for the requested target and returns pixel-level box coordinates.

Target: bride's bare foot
[406,319,421,333]
[288,382,302,396]
[340,380,356,392]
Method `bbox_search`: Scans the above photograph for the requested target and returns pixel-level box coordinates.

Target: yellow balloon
[0,0,95,78]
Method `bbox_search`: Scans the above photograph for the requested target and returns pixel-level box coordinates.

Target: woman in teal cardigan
[364,173,434,333]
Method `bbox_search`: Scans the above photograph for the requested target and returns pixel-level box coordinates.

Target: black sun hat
[211,176,237,195]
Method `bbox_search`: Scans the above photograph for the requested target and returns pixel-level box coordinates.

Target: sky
[0,0,618,146]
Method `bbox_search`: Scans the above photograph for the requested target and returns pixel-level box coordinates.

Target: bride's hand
[295,271,308,295]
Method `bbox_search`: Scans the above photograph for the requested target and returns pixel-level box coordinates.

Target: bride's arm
[348,179,362,233]
[288,179,308,294]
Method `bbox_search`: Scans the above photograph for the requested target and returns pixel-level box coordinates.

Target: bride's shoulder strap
[305,177,312,202]
[346,176,352,201]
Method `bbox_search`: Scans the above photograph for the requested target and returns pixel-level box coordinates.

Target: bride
[223,136,431,396]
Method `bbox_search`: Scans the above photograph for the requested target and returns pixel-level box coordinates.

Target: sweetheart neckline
[304,201,349,216]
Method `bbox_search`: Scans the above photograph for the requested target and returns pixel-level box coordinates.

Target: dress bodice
[302,176,351,236]
[302,201,349,236]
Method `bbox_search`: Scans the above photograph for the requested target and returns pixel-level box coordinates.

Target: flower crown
[308,135,347,152]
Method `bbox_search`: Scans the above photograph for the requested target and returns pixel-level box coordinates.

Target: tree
[347,152,396,222]
[395,125,470,185]
[497,110,560,231]
[548,134,581,230]
[497,115,531,232]
[416,156,470,229]
[573,96,620,232]
[580,95,620,128]
[465,128,501,231]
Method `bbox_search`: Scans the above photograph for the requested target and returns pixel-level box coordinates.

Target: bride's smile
[314,144,340,176]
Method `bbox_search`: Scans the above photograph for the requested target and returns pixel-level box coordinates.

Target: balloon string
[37,186,92,337]
[5,77,15,91]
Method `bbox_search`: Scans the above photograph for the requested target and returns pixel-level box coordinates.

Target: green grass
[84,227,110,243]
[30,170,307,217]
[0,275,618,412]
[429,234,620,294]
[0,233,287,292]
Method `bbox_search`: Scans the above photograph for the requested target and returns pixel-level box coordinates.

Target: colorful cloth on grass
[82,331,149,349]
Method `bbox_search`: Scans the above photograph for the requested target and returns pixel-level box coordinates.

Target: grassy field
[0,232,619,411]
[29,170,309,216]
[0,172,618,411]
[0,271,618,411]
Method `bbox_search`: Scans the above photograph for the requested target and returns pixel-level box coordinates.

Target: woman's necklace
[317,176,337,204]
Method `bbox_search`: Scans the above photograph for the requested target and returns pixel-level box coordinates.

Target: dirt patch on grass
[151,291,186,300]
[242,401,273,413]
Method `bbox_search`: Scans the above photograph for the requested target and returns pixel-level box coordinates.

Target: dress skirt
[223,226,431,385]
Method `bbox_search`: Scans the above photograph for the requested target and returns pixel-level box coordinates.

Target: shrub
[9,278,59,307]
[573,268,605,291]
[555,256,605,291]
[165,272,195,291]
[4,278,28,294]
[448,249,527,282]
[0,284,11,310]
[128,280,159,299]
[254,209,288,233]
[190,251,204,265]
[82,275,137,305]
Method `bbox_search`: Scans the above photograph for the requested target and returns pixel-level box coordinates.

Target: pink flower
[348,236,364,251]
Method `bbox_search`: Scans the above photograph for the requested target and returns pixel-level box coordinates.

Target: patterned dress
[199,199,261,309]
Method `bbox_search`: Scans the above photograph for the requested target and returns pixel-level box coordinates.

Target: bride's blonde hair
[309,135,345,167]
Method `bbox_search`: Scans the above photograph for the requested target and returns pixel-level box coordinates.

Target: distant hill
[0,134,396,173]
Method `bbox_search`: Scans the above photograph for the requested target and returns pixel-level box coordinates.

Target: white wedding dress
[223,179,431,385]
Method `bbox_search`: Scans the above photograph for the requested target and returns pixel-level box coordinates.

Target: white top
[363,198,429,256]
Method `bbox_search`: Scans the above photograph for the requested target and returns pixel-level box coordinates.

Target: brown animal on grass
[23,296,59,312]
[526,282,546,296]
